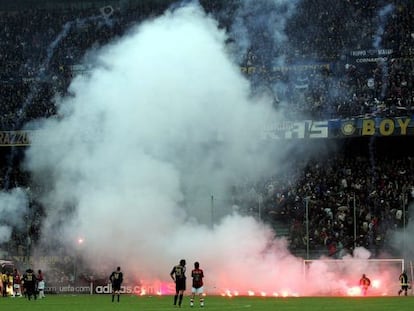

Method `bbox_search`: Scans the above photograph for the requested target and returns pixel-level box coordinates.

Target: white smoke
[24,3,296,291]
[391,200,414,262]
[0,188,29,243]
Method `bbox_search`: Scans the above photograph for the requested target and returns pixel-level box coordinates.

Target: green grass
[0,295,413,311]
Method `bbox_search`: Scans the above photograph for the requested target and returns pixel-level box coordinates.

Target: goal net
[303,258,404,296]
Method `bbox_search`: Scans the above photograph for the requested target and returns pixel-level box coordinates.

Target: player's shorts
[13,284,20,290]
[112,283,122,292]
[192,286,204,294]
[38,281,45,290]
[175,278,186,291]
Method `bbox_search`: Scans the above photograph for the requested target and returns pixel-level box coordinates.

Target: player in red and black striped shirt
[190,262,204,307]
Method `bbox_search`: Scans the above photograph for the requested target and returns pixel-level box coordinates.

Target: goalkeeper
[398,270,409,296]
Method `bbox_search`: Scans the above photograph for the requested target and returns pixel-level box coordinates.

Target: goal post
[302,258,404,296]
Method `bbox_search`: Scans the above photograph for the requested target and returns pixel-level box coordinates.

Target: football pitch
[0,295,413,311]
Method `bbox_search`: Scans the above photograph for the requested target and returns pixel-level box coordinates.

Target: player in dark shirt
[22,268,37,300]
[398,270,409,296]
[170,259,186,307]
[109,266,123,302]
[190,262,204,307]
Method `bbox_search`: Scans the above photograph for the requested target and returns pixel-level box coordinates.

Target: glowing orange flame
[221,290,239,297]
[372,279,380,289]
[347,286,362,296]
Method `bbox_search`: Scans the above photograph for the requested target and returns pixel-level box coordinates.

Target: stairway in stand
[271,220,291,239]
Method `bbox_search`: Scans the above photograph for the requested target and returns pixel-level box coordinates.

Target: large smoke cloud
[0,188,28,245]
[24,2,300,293]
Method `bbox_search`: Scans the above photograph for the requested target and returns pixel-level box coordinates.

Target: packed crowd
[233,142,414,258]
[0,0,413,268]
[246,0,414,120]
[0,1,413,129]
[0,1,184,129]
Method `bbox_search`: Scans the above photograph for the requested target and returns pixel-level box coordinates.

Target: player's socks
[200,298,204,307]
[112,294,114,302]
[178,294,183,306]
[174,294,178,305]
[190,298,194,307]
[117,294,120,302]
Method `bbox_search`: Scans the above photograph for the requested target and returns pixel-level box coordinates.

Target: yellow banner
[0,131,31,146]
